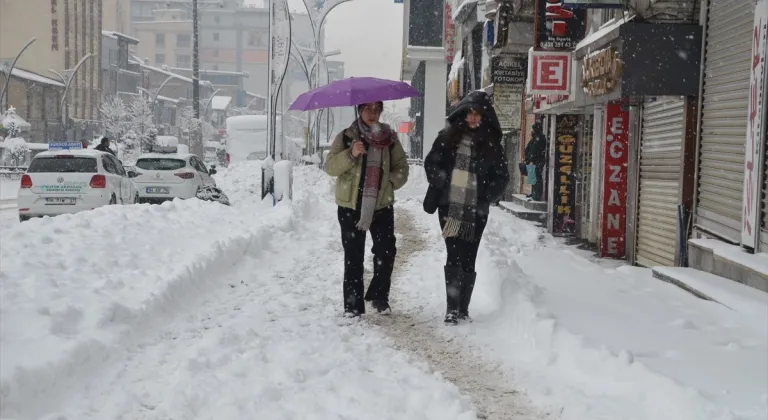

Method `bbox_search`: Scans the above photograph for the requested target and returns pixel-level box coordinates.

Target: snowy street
[1,163,766,420]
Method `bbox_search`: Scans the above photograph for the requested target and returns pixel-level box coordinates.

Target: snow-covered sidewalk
[0,164,477,420]
[390,180,768,420]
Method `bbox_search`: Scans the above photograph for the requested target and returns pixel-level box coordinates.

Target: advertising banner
[534,0,587,51]
[600,102,629,258]
[492,54,527,85]
[741,0,768,249]
[494,85,522,131]
[529,50,571,95]
[552,114,578,234]
[445,2,455,62]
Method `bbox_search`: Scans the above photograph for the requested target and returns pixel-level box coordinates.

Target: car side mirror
[209,169,217,175]
[127,171,138,178]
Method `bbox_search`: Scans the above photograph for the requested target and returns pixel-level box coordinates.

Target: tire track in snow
[364,207,553,420]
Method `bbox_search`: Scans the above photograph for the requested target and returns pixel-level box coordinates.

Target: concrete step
[652,266,768,315]
[688,239,768,293]
[510,193,547,212]
[498,201,547,222]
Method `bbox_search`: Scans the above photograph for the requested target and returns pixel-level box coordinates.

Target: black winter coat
[423,91,510,215]
[524,129,547,166]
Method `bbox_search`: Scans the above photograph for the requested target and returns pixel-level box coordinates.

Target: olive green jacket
[324,124,410,210]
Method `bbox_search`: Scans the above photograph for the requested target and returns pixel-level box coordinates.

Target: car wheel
[19,215,30,222]
[109,194,117,205]
[134,193,140,204]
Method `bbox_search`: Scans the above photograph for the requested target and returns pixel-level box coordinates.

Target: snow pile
[0,178,20,201]
[273,160,293,201]
[1,164,478,420]
[396,199,768,420]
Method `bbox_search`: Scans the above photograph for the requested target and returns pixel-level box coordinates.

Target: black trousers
[338,206,397,314]
[438,206,488,273]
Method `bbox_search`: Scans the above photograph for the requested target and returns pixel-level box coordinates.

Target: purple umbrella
[288,77,421,111]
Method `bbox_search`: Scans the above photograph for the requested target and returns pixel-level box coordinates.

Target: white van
[225,115,282,167]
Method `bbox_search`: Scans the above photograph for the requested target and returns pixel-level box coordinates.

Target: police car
[18,142,138,222]
[131,140,218,204]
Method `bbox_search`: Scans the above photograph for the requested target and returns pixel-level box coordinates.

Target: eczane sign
[600,102,629,258]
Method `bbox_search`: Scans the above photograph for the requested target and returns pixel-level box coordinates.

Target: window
[155,54,165,65]
[155,33,165,48]
[190,157,208,173]
[136,158,187,170]
[213,49,219,57]
[213,32,219,41]
[247,30,265,47]
[214,15,220,23]
[176,55,191,68]
[110,156,127,175]
[212,64,219,70]
[27,157,98,173]
[102,156,118,174]
[177,34,191,48]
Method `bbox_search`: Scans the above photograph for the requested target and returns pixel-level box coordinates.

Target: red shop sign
[600,102,629,258]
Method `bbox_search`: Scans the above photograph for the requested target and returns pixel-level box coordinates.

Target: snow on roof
[453,0,478,21]
[35,149,106,157]
[211,96,232,110]
[157,95,180,104]
[129,59,211,88]
[575,12,634,53]
[102,30,140,44]
[245,91,267,99]
[8,68,65,87]
[137,152,193,159]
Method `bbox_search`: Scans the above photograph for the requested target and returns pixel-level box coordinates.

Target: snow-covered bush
[4,137,28,167]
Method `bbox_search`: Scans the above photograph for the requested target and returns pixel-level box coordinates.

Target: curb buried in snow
[0,202,304,414]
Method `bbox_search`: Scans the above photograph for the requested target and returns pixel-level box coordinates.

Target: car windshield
[26,156,98,173]
[136,158,187,171]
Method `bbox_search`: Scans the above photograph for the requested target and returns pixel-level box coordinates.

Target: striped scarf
[443,135,479,241]
[355,120,394,231]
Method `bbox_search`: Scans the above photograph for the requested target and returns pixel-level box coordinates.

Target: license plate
[146,187,169,194]
[45,197,76,205]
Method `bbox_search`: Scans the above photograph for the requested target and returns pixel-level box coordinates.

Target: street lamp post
[49,53,95,139]
[201,88,221,116]
[0,38,37,111]
[0,37,37,112]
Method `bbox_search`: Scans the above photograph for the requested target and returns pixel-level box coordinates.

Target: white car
[131,153,217,204]
[18,149,138,221]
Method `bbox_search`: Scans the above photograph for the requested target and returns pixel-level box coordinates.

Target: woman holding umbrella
[324,101,410,317]
[423,91,509,324]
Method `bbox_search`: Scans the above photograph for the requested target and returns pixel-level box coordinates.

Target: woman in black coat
[423,91,510,324]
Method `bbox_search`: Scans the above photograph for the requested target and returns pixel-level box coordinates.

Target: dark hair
[440,119,500,160]
[101,137,110,145]
[357,101,383,113]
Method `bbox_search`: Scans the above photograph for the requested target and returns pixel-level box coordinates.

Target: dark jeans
[438,206,488,273]
[531,164,544,202]
[338,206,397,314]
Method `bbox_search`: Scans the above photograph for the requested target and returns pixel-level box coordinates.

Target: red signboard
[600,102,629,258]
[529,51,571,95]
[444,2,455,63]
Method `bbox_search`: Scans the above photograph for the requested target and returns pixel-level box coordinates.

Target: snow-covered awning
[453,0,478,23]
[8,68,64,88]
[211,96,232,111]
[574,12,635,58]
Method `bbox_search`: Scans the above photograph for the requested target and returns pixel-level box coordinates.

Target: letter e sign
[530,51,570,95]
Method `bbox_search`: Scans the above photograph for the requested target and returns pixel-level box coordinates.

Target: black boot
[444,266,462,325]
[459,272,477,321]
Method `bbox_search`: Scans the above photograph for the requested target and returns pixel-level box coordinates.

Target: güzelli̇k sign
[552,114,578,234]
[741,0,768,249]
[582,46,622,97]
[600,102,628,258]
[534,0,587,51]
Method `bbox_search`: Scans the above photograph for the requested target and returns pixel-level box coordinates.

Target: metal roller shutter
[695,0,753,243]
[636,97,686,267]
[762,147,768,249]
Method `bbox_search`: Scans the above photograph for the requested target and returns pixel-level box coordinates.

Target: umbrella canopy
[289,77,421,111]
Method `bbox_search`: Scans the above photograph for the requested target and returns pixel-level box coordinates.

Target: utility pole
[192,0,202,157]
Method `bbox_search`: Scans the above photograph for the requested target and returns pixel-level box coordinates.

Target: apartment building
[0,0,122,137]
[130,0,320,103]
